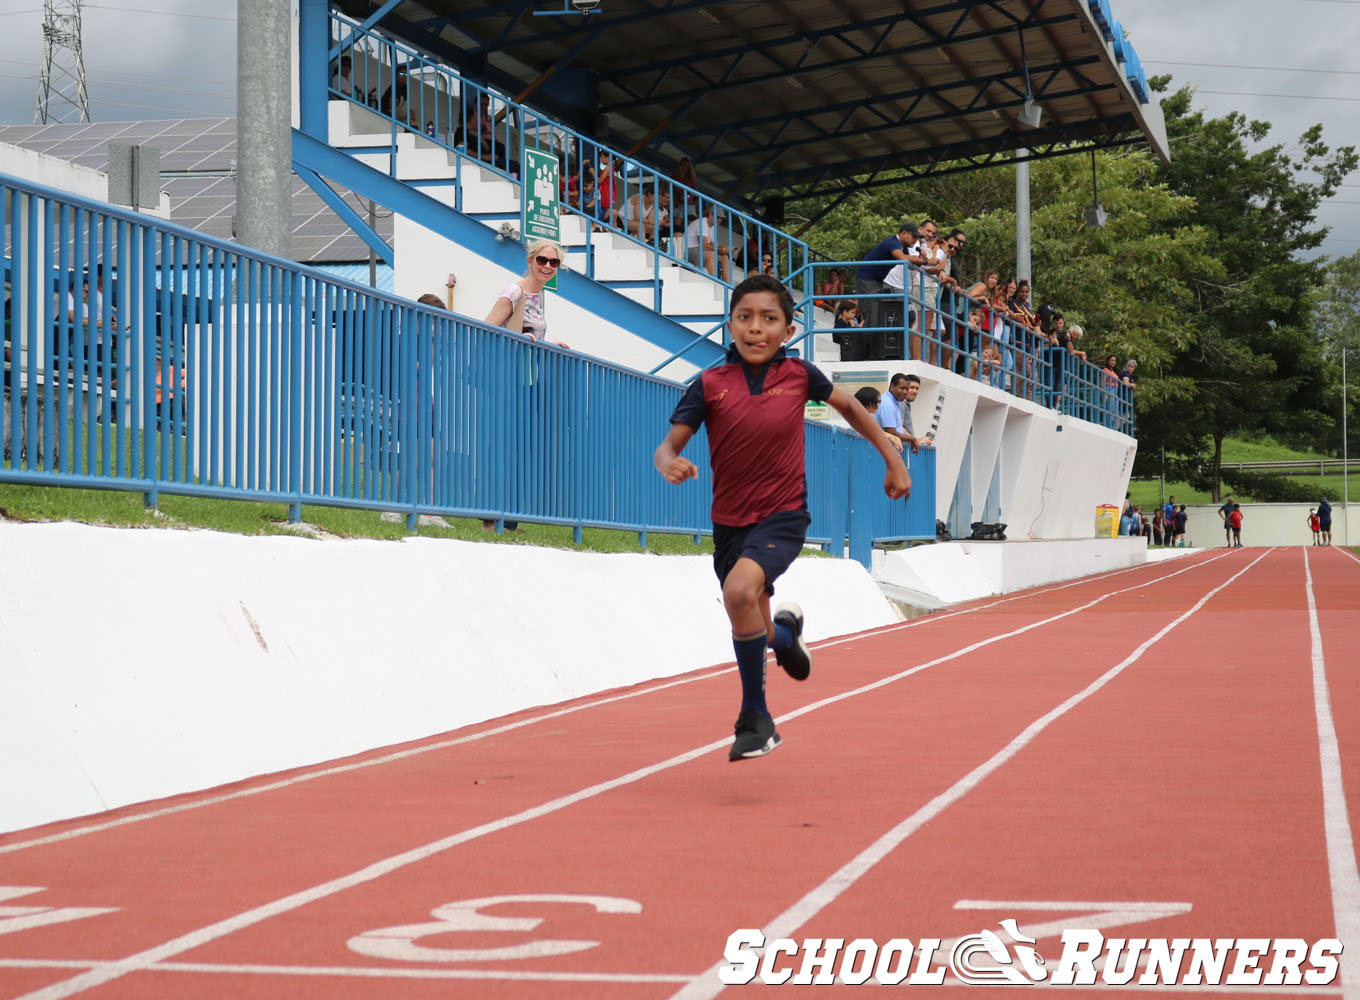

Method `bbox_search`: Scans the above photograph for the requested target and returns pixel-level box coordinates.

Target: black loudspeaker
[762,196,785,227]
[874,302,905,360]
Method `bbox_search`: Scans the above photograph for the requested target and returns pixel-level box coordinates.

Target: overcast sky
[0,0,1356,259]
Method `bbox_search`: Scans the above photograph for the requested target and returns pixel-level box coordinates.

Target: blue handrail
[325,10,811,314]
[0,170,933,564]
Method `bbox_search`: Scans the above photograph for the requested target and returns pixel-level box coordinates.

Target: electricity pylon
[33,0,92,124]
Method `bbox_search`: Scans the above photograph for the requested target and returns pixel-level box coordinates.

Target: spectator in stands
[685,205,730,282]
[673,156,698,190]
[1119,358,1138,387]
[1152,508,1165,546]
[856,222,918,331]
[835,298,868,362]
[988,282,1014,392]
[594,152,620,229]
[417,293,445,309]
[940,229,967,359]
[1065,322,1088,362]
[569,162,597,217]
[878,373,932,453]
[852,386,904,451]
[382,65,417,129]
[671,157,700,225]
[816,269,846,303]
[979,334,1003,389]
[482,240,570,532]
[1101,354,1123,428]
[915,222,949,366]
[1012,279,1037,331]
[485,239,571,350]
[334,55,355,98]
[621,184,664,242]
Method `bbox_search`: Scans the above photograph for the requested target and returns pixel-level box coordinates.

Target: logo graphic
[950,919,1047,985]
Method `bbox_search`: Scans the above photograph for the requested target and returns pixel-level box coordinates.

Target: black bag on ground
[968,522,1007,541]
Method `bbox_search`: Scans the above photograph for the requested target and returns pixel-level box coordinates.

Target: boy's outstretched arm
[654,423,699,483]
[827,388,911,500]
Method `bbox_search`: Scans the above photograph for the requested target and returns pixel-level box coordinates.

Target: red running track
[1,547,1358,998]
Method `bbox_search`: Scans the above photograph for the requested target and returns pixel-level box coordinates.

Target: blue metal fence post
[289,269,303,523]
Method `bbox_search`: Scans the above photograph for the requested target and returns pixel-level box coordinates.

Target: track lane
[0,551,1251,999]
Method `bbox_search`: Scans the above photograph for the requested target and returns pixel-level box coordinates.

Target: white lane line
[12,550,1243,1000]
[0,958,1341,995]
[0,957,690,983]
[0,550,1226,857]
[669,550,1275,1000]
[1303,548,1360,1000]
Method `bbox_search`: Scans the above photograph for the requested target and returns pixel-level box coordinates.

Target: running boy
[654,275,911,761]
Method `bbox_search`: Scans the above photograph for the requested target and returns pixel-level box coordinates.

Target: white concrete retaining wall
[0,522,896,835]
[815,360,1138,541]
[873,537,1149,609]
[1182,502,1358,549]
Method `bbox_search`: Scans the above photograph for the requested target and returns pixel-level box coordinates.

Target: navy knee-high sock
[733,631,769,715]
[770,621,793,653]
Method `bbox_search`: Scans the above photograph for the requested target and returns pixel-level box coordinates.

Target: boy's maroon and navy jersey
[670,345,833,527]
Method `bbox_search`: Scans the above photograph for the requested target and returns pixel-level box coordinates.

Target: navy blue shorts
[712,509,811,594]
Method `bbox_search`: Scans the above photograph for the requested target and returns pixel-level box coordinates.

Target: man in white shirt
[684,205,729,281]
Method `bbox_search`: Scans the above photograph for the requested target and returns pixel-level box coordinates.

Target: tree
[1313,250,1360,459]
[1144,82,1357,498]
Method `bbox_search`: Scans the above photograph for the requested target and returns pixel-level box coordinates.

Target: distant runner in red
[654,274,911,761]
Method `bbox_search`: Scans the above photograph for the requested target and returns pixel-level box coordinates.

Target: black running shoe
[729,709,781,761]
[773,602,811,681]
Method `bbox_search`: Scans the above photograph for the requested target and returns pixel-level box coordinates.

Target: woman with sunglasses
[482,240,571,533]
[485,239,571,350]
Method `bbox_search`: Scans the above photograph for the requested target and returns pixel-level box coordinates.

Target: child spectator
[654,275,910,761]
[1308,508,1321,545]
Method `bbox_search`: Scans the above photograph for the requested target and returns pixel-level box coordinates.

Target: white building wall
[0,143,171,218]
[820,360,1137,539]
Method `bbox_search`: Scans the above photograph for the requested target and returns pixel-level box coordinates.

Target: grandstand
[2,0,1165,830]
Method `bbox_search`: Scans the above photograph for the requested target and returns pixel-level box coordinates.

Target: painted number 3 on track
[347,894,642,962]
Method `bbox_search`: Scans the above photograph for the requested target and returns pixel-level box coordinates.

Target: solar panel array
[0,118,392,263]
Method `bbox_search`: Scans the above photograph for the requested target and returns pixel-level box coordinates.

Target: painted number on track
[347,893,642,963]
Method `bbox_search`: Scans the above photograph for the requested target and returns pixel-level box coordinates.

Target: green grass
[1130,433,1355,508]
[0,480,743,557]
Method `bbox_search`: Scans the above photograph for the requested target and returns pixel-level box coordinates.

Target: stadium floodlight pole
[1016,147,1031,289]
[237,0,292,258]
[1345,344,1350,545]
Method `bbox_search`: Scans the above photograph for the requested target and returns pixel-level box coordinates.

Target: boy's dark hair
[889,372,909,388]
[854,386,880,409]
[730,274,794,324]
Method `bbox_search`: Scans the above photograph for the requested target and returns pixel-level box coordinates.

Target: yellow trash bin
[1094,504,1120,538]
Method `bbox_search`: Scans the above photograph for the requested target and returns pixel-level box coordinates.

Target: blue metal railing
[325,11,810,314]
[0,171,933,563]
[782,260,1135,434]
